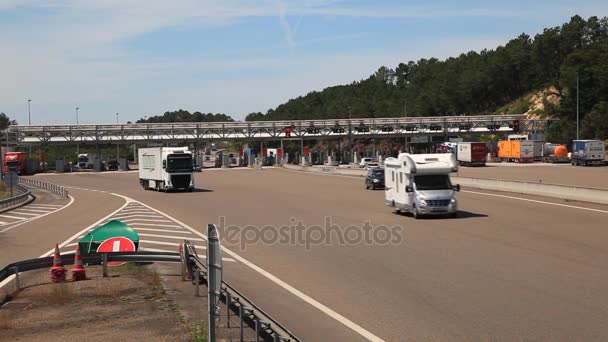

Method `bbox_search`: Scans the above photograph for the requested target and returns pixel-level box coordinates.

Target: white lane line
[0,195,76,234]
[0,214,28,220]
[115,210,155,214]
[137,202,385,341]
[64,242,79,247]
[138,233,205,242]
[113,214,165,219]
[463,190,608,214]
[138,247,236,262]
[121,218,173,223]
[10,212,41,217]
[123,222,182,228]
[27,204,63,208]
[132,227,192,234]
[139,239,206,249]
[14,208,52,213]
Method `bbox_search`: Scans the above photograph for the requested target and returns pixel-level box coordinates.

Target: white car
[359,158,374,168]
[366,162,380,170]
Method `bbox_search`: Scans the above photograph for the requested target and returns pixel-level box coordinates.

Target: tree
[0,113,17,130]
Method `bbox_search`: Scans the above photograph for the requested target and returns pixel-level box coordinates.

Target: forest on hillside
[245,15,608,142]
[136,110,234,123]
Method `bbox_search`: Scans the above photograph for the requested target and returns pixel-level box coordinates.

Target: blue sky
[1,0,606,124]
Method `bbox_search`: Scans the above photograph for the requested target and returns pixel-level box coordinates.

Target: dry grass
[47,283,73,305]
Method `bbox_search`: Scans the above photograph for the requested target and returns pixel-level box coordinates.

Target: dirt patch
[0,264,189,342]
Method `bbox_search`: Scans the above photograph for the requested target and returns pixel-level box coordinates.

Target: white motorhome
[384,153,460,218]
[138,147,195,192]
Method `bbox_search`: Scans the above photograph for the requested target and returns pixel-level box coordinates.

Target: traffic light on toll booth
[332,127,345,133]
[512,120,520,133]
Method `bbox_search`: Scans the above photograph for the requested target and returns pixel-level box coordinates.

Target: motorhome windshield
[167,154,193,171]
[413,175,452,190]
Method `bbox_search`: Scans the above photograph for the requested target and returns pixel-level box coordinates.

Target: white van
[384,153,460,218]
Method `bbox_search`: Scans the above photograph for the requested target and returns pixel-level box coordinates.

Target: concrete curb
[282,164,608,205]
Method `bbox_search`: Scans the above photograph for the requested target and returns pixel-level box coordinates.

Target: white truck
[138,147,195,192]
[77,153,99,169]
[384,153,460,219]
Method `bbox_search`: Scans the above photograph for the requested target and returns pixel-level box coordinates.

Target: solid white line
[9,212,39,216]
[138,233,205,242]
[462,190,608,214]
[121,218,173,223]
[14,208,52,213]
[0,214,27,220]
[139,239,206,249]
[123,222,182,228]
[132,227,192,234]
[0,195,76,234]
[137,202,385,341]
[113,214,165,219]
[28,204,63,208]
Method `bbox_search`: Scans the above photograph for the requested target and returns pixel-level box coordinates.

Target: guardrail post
[12,266,20,291]
[240,304,244,342]
[226,292,231,328]
[194,269,200,296]
[102,253,108,277]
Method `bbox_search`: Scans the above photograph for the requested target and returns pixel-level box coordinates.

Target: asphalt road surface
[3,168,608,341]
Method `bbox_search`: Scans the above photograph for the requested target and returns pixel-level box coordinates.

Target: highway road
[3,168,608,341]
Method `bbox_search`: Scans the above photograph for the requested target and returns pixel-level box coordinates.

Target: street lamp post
[576,72,580,140]
[76,107,80,155]
[28,99,32,125]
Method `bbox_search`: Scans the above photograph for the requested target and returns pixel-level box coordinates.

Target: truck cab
[384,153,460,219]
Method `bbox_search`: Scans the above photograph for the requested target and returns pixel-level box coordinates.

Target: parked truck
[384,153,460,219]
[4,151,28,174]
[571,140,605,166]
[456,142,487,166]
[498,140,535,163]
[138,147,195,192]
[542,143,569,163]
[77,153,99,169]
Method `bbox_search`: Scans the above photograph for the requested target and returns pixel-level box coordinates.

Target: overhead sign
[97,237,136,266]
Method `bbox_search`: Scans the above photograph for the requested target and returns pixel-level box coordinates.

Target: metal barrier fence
[18,177,69,198]
[0,185,31,210]
[1,248,300,342]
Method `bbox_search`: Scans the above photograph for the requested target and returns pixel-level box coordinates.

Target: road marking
[14,208,53,213]
[462,190,608,214]
[139,239,206,249]
[136,201,385,341]
[121,218,173,223]
[9,212,40,216]
[27,203,63,208]
[120,222,182,228]
[114,209,155,214]
[138,233,205,242]
[112,214,165,219]
[132,227,192,234]
[0,214,29,220]
[138,247,236,262]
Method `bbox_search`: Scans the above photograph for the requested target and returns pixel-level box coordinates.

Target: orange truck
[498,140,535,163]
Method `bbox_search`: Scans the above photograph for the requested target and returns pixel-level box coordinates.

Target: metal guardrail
[1,248,301,342]
[183,241,301,342]
[18,177,69,198]
[0,184,31,210]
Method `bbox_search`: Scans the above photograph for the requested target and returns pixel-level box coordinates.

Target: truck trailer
[384,153,460,219]
[571,140,605,166]
[138,147,195,192]
[77,153,99,169]
[498,140,535,163]
[456,142,487,166]
[542,143,569,163]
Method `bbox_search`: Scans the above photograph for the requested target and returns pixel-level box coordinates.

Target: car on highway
[366,162,379,169]
[359,157,374,168]
[365,168,385,190]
